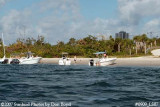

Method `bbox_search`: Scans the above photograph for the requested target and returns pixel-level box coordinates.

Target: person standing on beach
[104,53,107,58]
[74,55,77,63]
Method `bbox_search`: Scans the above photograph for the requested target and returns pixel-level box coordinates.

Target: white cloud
[0,0,10,8]
[1,0,160,44]
[143,19,160,34]
[0,0,82,44]
[35,0,82,43]
[0,9,34,42]
[118,0,160,25]
[0,0,6,6]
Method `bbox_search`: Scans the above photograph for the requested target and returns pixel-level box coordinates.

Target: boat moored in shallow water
[59,52,71,65]
[18,52,42,64]
[3,52,42,64]
[89,52,116,66]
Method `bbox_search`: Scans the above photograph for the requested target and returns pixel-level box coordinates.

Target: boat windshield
[93,52,106,55]
[61,52,69,58]
[24,52,34,58]
[93,52,108,59]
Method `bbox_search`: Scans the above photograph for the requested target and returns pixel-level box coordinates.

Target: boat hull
[19,57,42,64]
[59,58,71,65]
[89,58,117,66]
[99,58,116,66]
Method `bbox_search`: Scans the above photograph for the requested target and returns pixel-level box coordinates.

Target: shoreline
[40,57,160,66]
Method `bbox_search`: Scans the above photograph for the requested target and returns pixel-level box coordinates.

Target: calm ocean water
[0,64,160,107]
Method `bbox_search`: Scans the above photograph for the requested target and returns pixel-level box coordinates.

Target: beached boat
[19,52,41,64]
[89,52,116,66]
[10,52,42,64]
[59,52,71,65]
[2,52,41,64]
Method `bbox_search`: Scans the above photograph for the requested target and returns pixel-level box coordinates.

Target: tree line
[1,34,160,58]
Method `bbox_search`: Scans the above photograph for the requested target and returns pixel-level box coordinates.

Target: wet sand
[40,57,160,66]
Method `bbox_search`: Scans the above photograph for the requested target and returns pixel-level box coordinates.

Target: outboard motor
[10,59,20,64]
[89,59,94,66]
[2,59,9,64]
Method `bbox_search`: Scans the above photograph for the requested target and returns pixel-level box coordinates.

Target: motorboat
[6,52,42,64]
[17,52,41,64]
[58,52,71,65]
[0,33,41,64]
[89,52,116,66]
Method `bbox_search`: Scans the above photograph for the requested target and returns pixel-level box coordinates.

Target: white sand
[40,57,160,66]
[115,57,160,66]
[39,49,160,66]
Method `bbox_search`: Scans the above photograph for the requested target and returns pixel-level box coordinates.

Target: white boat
[0,33,41,64]
[9,52,42,64]
[0,56,6,63]
[98,57,117,66]
[58,52,71,65]
[19,57,41,64]
[89,52,116,66]
[18,57,41,64]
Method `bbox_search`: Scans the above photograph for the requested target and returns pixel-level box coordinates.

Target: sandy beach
[40,57,160,66]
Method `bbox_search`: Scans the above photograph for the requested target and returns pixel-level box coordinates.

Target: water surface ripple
[0,64,160,107]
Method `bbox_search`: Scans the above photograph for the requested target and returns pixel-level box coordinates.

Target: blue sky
[79,0,118,20]
[0,0,160,44]
[0,0,38,15]
[0,0,118,20]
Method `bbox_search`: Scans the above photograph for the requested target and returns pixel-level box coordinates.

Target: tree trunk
[151,43,152,49]
[129,48,131,56]
[136,42,137,55]
[154,40,157,46]
[144,43,146,55]
[118,43,120,52]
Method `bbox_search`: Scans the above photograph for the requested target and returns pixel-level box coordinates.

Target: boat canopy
[93,52,106,55]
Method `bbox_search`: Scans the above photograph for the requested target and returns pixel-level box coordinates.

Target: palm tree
[115,38,122,52]
[140,34,148,54]
[133,34,148,54]
[126,39,134,56]
[152,37,157,47]
[133,36,140,54]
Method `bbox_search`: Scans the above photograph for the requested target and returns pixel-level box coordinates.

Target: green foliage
[1,34,159,58]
